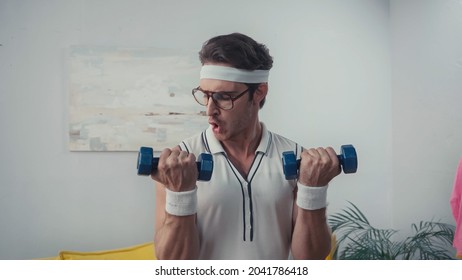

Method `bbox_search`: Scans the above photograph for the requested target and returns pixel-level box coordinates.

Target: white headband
[200,65,269,83]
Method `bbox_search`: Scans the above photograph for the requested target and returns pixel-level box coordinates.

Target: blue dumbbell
[137,147,213,181]
[282,144,357,180]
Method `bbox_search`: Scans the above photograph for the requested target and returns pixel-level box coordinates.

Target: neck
[221,121,262,158]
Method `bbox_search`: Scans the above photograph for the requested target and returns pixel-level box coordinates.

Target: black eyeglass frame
[192,86,250,110]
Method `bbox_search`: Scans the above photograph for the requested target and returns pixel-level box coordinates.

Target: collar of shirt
[205,122,271,156]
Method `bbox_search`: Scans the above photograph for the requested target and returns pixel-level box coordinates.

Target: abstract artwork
[68,46,208,151]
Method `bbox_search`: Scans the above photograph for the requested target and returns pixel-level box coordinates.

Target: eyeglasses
[192,86,250,110]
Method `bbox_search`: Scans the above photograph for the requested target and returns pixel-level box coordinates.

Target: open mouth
[209,119,221,134]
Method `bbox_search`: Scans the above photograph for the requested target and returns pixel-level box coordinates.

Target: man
[152,33,340,259]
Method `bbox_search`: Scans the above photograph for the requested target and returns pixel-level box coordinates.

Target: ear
[253,83,268,105]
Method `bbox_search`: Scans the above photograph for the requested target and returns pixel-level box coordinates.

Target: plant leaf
[328,202,455,260]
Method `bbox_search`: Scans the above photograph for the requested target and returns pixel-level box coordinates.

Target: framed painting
[68,46,208,151]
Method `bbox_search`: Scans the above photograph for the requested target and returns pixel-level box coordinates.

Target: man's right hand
[151,148,198,192]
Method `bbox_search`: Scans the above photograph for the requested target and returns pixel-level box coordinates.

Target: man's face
[199,78,257,142]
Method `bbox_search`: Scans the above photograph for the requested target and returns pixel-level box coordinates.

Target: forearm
[291,207,331,260]
[292,149,337,260]
[152,150,201,261]
[154,213,200,260]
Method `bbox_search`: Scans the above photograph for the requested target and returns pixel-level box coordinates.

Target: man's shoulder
[179,129,209,154]
[268,129,299,147]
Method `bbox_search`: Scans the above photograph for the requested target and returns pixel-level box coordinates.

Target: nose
[206,97,219,116]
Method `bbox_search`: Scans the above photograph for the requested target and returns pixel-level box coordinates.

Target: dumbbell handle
[293,154,344,169]
[148,157,205,174]
[137,147,213,181]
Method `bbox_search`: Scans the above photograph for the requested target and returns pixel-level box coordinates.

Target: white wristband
[165,187,198,216]
[296,182,328,210]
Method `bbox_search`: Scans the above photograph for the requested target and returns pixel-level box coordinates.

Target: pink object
[450,157,462,257]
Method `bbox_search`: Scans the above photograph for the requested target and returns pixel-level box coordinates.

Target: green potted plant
[328,202,456,260]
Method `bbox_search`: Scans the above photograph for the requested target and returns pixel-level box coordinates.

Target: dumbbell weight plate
[137,147,155,176]
[340,144,357,174]
[196,153,213,181]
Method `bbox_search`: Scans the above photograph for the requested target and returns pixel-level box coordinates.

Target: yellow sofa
[39,242,156,260]
[40,235,336,260]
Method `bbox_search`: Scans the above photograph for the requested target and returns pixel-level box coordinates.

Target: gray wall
[391,0,462,233]
[0,0,459,259]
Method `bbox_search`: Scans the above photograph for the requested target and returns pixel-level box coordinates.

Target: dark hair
[199,33,273,70]
[199,33,273,108]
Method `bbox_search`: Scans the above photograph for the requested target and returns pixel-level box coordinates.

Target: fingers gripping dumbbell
[137,147,214,181]
[282,144,358,180]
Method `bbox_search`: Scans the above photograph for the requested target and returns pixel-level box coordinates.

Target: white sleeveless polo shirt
[179,123,302,259]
